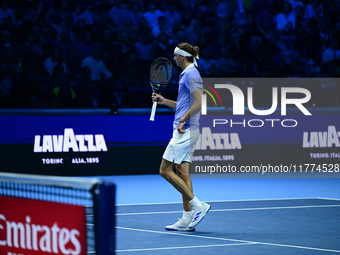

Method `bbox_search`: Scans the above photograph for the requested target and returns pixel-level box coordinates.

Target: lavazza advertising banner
[0,115,173,176]
[190,78,340,176]
[0,78,339,177]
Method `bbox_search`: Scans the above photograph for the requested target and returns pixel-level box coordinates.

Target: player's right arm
[152,93,177,109]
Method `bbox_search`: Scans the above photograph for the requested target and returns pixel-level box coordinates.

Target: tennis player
[152,42,210,231]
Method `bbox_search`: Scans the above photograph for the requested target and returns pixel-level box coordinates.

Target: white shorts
[163,129,199,164]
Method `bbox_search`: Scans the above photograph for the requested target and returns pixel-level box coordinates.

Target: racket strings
[150,60,172,91]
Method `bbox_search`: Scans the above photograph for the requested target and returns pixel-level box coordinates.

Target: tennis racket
[149,57,173,121]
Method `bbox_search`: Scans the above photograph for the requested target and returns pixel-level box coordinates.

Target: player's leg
[161,129,210,230]
[177,161,211,230]
[160,159,195,231]
[161,159,211,230]
[176,162,192,212]
[179,130,211,230]
[159,158,194,202]
[174,162,194,229]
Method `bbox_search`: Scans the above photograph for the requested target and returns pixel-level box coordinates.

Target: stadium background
[0,0,339,176]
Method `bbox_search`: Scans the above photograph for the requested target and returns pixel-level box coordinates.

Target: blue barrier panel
[94,181,116,255]
[0,115,174,176]
[0,109,339,176]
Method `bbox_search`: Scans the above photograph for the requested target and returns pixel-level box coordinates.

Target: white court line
[117,226,340,253]
[116,242,256,252]
[116,197,320,206]
[316,197,340,202]
[117,204,340,216]
[117,226,254,243]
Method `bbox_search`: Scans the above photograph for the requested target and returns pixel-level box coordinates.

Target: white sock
[182,210,191,223]
[189,196,202,210]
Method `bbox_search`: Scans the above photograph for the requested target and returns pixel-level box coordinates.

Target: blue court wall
[0,109,339,176]
[0,114,174,176]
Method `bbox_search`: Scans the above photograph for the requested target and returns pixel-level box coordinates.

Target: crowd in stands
[0,0,339,109]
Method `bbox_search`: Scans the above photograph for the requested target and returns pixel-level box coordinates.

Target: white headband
[174,47,199,67]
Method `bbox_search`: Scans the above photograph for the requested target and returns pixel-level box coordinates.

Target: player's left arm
[177,89,202,134]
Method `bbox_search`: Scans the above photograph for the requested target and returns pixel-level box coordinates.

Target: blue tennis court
[94,173,340,254]
[1,172,340,254]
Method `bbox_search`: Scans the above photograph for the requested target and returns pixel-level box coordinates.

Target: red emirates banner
[0,195,87,255]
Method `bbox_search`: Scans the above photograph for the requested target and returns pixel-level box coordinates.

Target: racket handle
[149,101,158,121]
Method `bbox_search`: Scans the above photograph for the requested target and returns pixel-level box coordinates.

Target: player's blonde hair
[177,42,199,63]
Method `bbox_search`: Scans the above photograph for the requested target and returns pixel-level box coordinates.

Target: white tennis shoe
[165,218,195,231]
[188,202,211,229]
